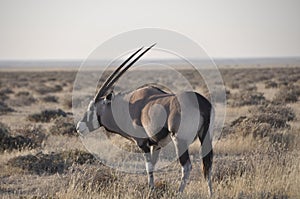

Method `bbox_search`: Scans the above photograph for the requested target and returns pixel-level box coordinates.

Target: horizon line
[0,56,300,62]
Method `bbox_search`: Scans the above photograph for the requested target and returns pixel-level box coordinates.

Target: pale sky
[0,0,299,60]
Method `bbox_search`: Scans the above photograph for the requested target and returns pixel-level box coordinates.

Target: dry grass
[0,67,300,198]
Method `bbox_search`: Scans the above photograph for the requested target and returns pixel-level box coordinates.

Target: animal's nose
[76,121,89,136]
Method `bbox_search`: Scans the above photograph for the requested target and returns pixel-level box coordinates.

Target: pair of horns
[95,43,156,102]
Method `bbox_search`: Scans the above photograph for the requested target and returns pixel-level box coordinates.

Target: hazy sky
[0,0,299,60]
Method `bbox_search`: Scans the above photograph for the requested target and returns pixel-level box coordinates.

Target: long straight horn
[94,46,144,101]
[104,43,156,93]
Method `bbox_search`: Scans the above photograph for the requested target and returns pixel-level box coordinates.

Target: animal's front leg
[144,152,155,189]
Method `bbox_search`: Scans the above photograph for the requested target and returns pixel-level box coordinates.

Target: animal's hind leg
[199,129,213,197]
[138,140,155,189]
[202,150,213,196]
[151,145,160,168]
[172,137,192,192]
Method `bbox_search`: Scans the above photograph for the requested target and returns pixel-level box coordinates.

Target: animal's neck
[100,95,135,140]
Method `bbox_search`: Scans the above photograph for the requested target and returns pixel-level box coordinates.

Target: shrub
[15,91,30,97]
[0,101,14,115]
[0,122,9,140]
[223,105,295,138]
[0,88,13,100]
[50,117,77,136]
[228,82,239,89]
[41,95,58,103]
[228,91,266,107]
[249,105,296,127]
[10,91,36,106]
[0,135,34,152]
[0,88,14,95]
[7,150,96,175]
[264,80,278,88]
[0,123,40,152]
[14,125,47,148]
[273,85,300,104]
[0,93,9,101]
[223,117,274,138]
[28,109,67,122]
[34,84,63,94]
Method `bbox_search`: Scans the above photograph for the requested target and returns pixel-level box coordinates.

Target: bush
[0,123,40,152]
[7,150,96,175]
[223,105,295,138]
[15,91,30,97]
[28,109,67,122]
[0,122,9,140]
[0,88,13,100]
[264,80,278,88]
[0,88,14,95]
[228,91,266,107]
[223,117,274,138]
[14,125,47,148]
[249,105,296,127]
[50,117,77,136]
[34,84,63,94]
[41,95,58,103]
[0,93,9,101]
[0,135,34,152]
[273,85,300,104]
[10,91,36,106]
[0,101,14,115]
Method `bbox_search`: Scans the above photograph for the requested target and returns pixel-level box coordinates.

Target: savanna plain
[0,65,299,198]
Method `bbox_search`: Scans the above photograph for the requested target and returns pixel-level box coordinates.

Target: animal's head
[76,44,155,135]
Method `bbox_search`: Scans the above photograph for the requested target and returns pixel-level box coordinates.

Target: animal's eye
[103,98,111,105]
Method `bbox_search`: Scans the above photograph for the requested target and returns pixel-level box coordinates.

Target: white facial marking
[77,122,89,134]
[91,109,100,129]
[85,100,100,130]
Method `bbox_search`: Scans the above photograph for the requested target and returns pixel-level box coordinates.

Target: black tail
[197,94,214,179]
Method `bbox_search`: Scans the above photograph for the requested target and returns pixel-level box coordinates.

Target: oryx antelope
[76,44,214,195]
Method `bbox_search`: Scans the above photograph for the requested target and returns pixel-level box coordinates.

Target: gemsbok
[76,44,214,195]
